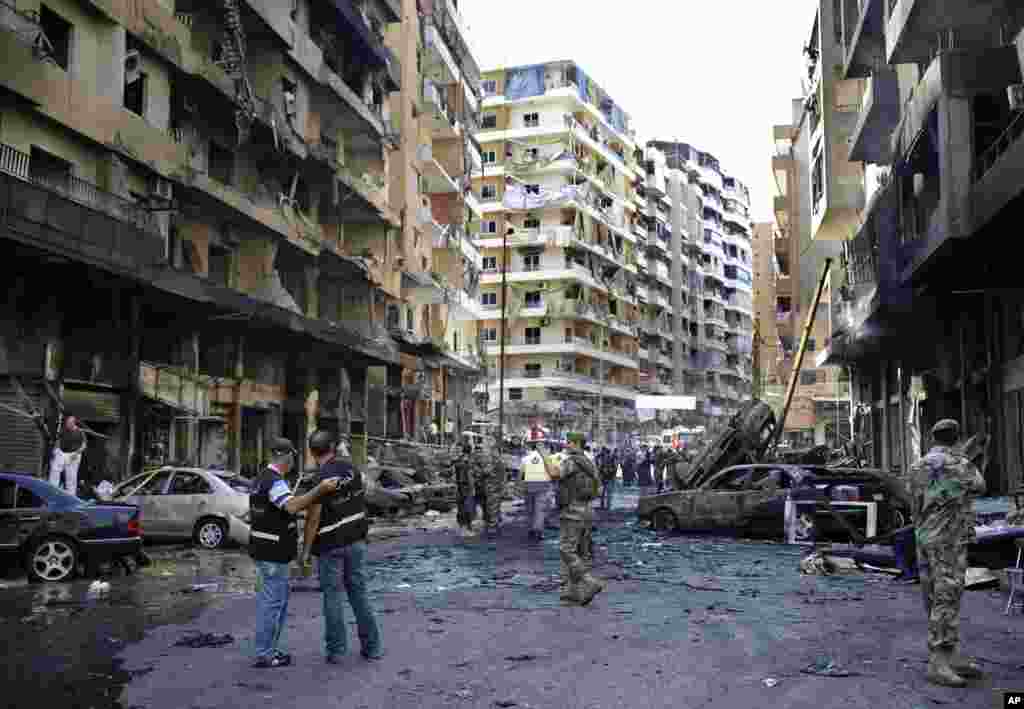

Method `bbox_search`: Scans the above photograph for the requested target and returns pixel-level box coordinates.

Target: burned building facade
[0,0,485,484]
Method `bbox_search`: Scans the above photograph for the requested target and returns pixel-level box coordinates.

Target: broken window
[509,388,523,400]
[481,114,497,129]
[208,244,233,288]
[524,363,541,378]
[811,149,824,212]
[483,256,497,272]
[124,70,147,116]
[524,291,542,307]
[481,80,497,96]
[281,77,298,123]
[39,5,72,71]
[524,327,541,345]
[208,141,234,185]
[481,184,497,200]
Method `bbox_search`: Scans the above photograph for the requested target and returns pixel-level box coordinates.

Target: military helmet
[931,419,960,436]
[566,432,585,445]
[308,430,337,455]
[268,437,297,456]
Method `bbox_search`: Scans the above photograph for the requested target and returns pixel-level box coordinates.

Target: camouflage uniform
[908,430,986,686]
[559,446,604,604]
[453,447,476,530]
[471,445,502,534]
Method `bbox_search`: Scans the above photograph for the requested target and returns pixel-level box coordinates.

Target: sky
[458,0,819,223]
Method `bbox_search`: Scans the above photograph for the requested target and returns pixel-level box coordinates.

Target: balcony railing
[974,109,1024,184]
[1,142,159,234]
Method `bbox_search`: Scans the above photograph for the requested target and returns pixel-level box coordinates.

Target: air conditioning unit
[1008,84,1024,112]
[125,49,141,84]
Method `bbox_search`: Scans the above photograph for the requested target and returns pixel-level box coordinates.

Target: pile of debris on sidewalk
[361,440,457,517]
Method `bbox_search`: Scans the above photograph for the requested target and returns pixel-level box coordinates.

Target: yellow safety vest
[522,452,549,482]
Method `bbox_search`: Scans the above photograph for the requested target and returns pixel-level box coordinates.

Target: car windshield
[218,474,252,493]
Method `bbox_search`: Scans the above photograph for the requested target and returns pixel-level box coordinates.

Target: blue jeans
[523,482,551,533]
[318,542,381,658]
[600,480,614,510]
[254,560,290,660]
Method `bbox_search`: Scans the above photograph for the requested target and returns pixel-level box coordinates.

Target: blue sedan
[0,473,143,582]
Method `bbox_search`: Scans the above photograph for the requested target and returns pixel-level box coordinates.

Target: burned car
[638,464,910,541]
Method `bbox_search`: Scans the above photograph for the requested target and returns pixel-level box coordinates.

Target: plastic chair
[1005,539,1024,615]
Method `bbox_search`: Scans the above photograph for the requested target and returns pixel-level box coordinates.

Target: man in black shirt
[48,415,87,494]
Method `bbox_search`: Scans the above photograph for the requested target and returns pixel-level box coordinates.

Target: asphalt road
[2,491,1022,709]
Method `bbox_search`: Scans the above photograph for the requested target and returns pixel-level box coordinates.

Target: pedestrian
[301,431,382,665]
[637,446,654,495]
[249,437,339,669]
[49,414,87,495]
[653,445,666,494]
[597,446,616,511]
[621,446,636,487]
[907,419,986,687]
[453,439,477,537]
[555,432,604,605]
[521,442,552,542]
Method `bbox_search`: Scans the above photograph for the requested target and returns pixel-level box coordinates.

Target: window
[524,291,542,307]
[482,150,496,164]
[483,327,497,341]
[523,254,540,271]
[482,292,497,306]
[481,184,497,200]
[0,480,14,510]
[208,141,234,185]
[482,221,497,234]
[208,244,233,287]
[137,470,173,495]
[806,338,816,352]
[406,308,414,332]
[523,217,540,229]
[483,256,498,271]
[524,363,542,377]
[525,184,540,195]
[16,487,44,509]
[524,327,541,345]
[281,77,298,121]
[523,112,539,128]
[800,371,817,386]
[508,388,523,400]
[39,5,72,71]
[481,79,497,96]
[811,150,824,211]
[124,71,147,116]
[481,114,497,129]
[386,304,400,329]
[168,472,212,495]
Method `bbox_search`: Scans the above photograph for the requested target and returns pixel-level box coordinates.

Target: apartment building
[0,0,482,480]
[471,61,646,441]
[644,141,756,436]
[803,0,1024,491]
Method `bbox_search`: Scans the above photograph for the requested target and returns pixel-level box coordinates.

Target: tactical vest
[249,467,298,564]
[311,459,369,556]
[558,451,601,508]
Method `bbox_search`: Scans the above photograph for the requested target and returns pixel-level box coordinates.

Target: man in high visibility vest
[521,442,554,542]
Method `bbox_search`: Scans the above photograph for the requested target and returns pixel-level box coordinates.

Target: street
[1,492,1021,709]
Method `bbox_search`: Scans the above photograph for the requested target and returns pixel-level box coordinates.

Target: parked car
[0,472,142,582]
[112,467,249,549]
[637,464,910,541]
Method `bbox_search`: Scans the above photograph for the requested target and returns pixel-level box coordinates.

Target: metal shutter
[0,380,46,475]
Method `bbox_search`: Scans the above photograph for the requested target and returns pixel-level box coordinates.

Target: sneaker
[252,653,292,669]
[325,655,343,665]
[360,650,383,662]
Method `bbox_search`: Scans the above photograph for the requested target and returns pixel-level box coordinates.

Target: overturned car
[638,464,910,541]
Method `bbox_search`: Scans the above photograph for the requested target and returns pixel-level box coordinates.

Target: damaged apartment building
[0,0,485,483]
[786,0,1024,493]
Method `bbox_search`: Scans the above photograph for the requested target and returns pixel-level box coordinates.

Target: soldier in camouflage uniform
[558,432,604,605]
[453,440,476,536]
[470,437,502,537]
[907,419,986,687]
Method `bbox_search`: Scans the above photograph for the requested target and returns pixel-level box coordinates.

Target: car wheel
[651,508,678,532]
[194,518,227,549]
[26,536,79,583]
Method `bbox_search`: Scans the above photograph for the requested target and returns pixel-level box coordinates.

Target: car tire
[194,517,228,550]
[26,536,79,583]
[651,508,678,532]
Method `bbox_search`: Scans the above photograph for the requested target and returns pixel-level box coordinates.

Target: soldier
[556,432,604,605]
[907,419,986,687]
[485,435,506,536]
[453,439,477,537]
[470,436,501,538]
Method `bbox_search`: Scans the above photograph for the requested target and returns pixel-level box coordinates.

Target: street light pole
[497,222,509,448]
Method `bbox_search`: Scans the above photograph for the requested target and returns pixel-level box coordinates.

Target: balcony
[843,0,886,79]
[849,69,901,164]
[422,21,479,116]
[0,153,166,279]
[885,0,1015,66]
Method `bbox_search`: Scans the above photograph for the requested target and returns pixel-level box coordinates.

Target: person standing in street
[597,446,617,511]
[521,442,552,542]
[453,438,477,537]
[637,446,654,495]
[907,419,986,687]
[301,431,382,665]
[653,445,666,494]
[470,437,501,538]
[249,437,339,669]
[49,414,87,495]
[557,432,604,605]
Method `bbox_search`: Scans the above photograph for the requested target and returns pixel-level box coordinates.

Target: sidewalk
[117,510,1024,709]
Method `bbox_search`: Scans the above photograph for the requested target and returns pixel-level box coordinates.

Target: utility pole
[497,221,509,448]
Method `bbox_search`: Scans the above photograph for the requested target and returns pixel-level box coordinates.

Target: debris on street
[87,580,111,597]
[172,633,234,648]
[801,657,860,678]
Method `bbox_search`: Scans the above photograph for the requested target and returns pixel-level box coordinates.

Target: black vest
[311,459,369,556]
[249,467,298,563]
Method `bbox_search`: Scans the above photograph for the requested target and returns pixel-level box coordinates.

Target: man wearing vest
[301,431,382,664]
[249,437,340,669]
[557,432,605,605]
[521,442,555,542]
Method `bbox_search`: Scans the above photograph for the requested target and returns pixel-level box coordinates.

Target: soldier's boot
[575,574,605,606]
[949,644,984,679]
[926,649,967,687]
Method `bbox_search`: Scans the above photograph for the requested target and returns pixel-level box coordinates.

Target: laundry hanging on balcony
[503,180,579,211]
[504,65,545,100]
